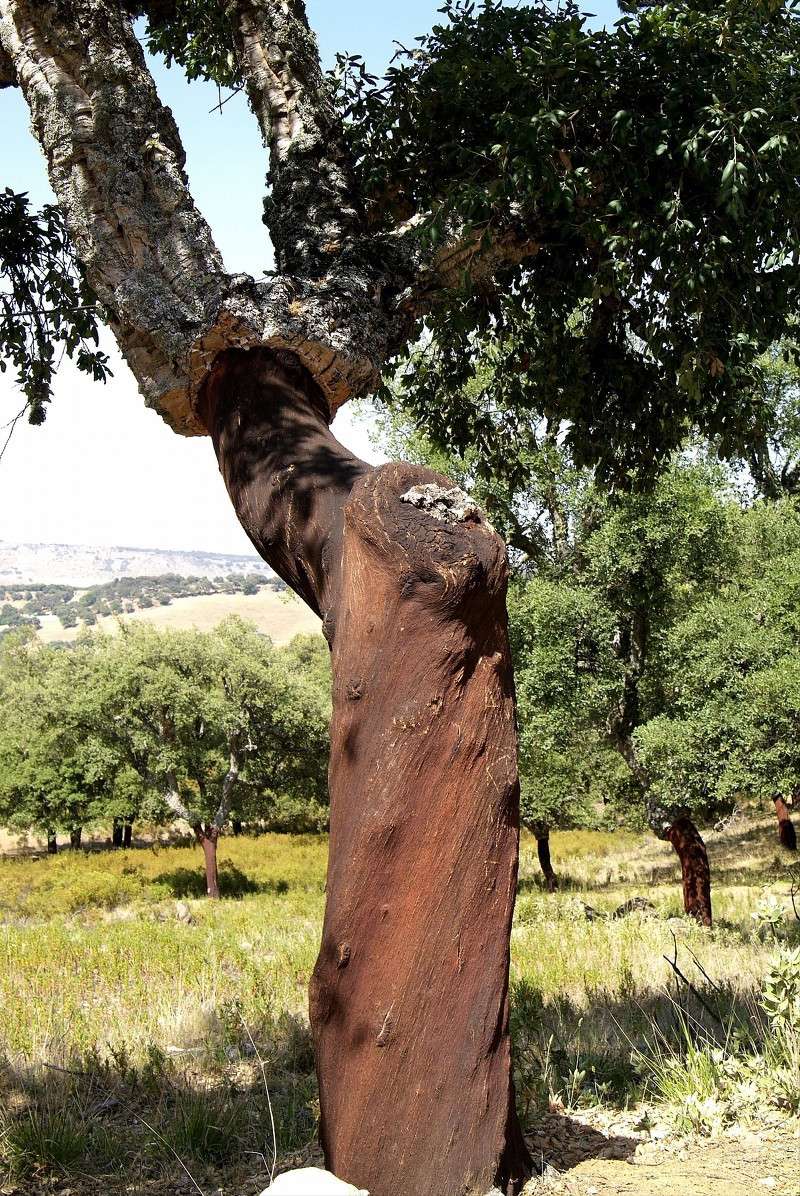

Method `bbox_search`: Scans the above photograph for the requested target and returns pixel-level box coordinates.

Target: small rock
[262,1168,369,1196]
[175,900,193,924]
[758,1180,777,1190]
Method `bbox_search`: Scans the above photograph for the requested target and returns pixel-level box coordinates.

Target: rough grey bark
[0,0,235,432]
[229,0,362,275]
[0,39,14,85]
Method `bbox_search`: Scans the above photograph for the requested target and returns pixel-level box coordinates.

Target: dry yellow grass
[36,589,321,646]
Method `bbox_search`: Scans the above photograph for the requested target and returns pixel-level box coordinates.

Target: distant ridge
[0,541,273,588]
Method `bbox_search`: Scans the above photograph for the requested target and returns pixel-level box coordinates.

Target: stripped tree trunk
[666,815,712,926]
[196,826,221,900]
[773,796,797,851]
[532,823,558,892]
[537,833,559,893]
[200,349,531,1196]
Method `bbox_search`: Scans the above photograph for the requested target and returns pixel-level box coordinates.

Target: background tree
[3,1,800,1192]
[86,619,329,897]
[636,497,800,856]
[0,632,106,850]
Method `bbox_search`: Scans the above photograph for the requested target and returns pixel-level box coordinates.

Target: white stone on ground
[260,1167,369,1196]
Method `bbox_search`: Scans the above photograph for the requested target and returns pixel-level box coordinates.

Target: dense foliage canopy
[0,620,331,857]
[339,0,800,483]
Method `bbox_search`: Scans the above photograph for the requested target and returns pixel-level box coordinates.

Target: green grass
[0,821,798,1191]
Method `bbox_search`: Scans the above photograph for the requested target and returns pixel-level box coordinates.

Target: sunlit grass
[0,819,797,1190]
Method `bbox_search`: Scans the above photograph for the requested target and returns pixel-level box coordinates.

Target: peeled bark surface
[200,348,531,1196]
[667,816,712,927]
[197,828,221,900]
[536,833,558,893]
[773,797,797,851]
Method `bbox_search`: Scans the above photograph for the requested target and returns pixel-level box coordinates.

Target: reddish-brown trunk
[196,827,220,899]
[200,348,531,1196]
[536,831,558,892]
[666,815,712,926]
[773,797,797,851]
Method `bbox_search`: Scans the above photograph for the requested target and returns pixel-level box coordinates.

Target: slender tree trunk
[69,827,82,850]
[46,832,57,855]
[112,821,123,848]
[200,348,531,1196]
[666,816,712,926]
[773,796,797,851]
[535,828,558,893]
[122,823,133,849]
[195,826,221,899]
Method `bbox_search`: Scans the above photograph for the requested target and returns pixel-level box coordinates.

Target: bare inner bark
[535,830,558,893]
[773,796,797,851]
[200,347,531,1196]
[666,815,712,927]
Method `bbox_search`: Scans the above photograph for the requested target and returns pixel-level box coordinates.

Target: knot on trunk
[345,464,508,616]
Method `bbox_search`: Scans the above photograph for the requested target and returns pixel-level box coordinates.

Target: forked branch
[0,0,250,432]
[0,39,14,85]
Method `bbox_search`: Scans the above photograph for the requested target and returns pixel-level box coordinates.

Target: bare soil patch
[525,1110,800,1196]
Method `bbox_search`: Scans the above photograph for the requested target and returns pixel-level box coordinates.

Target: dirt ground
[524,1108,800,1196]
[3,1115,797,1196]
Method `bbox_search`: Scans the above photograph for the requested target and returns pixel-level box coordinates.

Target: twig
[685,945,723,993]
[0,403,28,465]
[209,84,244,114]
[239,1013,278,1187]
[662,934,724,1027]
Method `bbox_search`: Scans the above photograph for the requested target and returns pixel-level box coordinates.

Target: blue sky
[0,1,621,554]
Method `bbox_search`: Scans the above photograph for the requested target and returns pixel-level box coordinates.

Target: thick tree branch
[227,0,362,276]
[2,0,542,435]
[163,770,194,825]
[0,38,14,85]
[214,731,242,831]
[0,0,261,432]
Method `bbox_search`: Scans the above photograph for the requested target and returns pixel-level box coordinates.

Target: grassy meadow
[0,820,798,1194]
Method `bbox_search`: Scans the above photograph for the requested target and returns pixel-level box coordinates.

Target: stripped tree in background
[2,1,800,1193]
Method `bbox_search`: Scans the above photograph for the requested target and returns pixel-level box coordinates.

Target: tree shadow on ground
[153,861,288,899]
[511,975,766,1119]
[0,1010,319,1195]
[525,1111,641,1172]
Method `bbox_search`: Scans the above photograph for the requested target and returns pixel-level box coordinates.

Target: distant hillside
[0,541,273,588]
[38,590,321,647]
